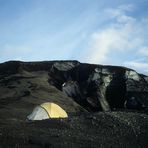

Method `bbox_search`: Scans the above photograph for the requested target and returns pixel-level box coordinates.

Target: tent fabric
[27,106,49,120]
[27,102,68,120]
[40,102,68,118]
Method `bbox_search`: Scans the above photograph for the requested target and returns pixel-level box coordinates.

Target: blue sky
[0,0,148,74]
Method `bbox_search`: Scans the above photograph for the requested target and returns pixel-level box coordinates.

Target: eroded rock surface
[48,61,148,112]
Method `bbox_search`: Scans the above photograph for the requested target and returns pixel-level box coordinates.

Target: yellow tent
[27,102,68,120]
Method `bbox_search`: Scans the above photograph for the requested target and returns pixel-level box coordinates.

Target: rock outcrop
[48,61,148,112]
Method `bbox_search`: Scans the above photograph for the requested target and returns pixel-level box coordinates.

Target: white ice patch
[126,70,140,81]
[102,68,110,74]
[103,75,112,87]
[95,68,101,73]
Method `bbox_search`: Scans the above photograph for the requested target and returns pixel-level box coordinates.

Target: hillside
[0,60,148,147]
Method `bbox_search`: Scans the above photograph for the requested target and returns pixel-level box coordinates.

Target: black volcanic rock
[47,61,148,111]
[0,60,148,147]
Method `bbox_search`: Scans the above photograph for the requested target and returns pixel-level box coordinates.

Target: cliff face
[0,60,148,147]
[49,61,148,112]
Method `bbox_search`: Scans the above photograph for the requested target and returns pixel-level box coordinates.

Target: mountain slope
[0,60,148,147]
